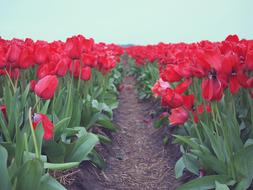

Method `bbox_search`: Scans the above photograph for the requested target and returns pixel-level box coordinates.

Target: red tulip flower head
[34,75,58,100]
[32,113,54,140]
[81,66,92,81]
[169,107,189,126]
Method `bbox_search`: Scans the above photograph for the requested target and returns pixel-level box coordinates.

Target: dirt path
[70,70,182,190]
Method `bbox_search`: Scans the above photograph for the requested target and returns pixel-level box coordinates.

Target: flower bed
[127,35,253,190]
[0,35,123,190]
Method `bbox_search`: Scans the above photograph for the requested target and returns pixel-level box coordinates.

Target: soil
[70,69,185,190]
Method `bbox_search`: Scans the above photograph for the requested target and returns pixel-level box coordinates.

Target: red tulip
[36,63,53,79]
[34,41,49,64]
[81,66,91,81]
[151,79,170,97]
[6,41,21,64]
[175,78,192,94]
[34,75,58,100]
[54,56,70,77]
[169,106,189,126]
[65,36,81,59]
[225,34,239,42]
[32,113,54,140]
[201,77,224,101]
[206,104,212,113]
[81,53,97,67]
[162,88,183,108]
[161,65,182,82]
[69,59,81,77]
[18,46,35,69]
[29,80,37,91]
[182,94,195,110]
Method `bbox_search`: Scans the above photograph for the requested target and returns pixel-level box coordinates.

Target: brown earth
[70,72,186,190]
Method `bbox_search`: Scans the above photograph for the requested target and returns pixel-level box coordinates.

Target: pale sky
[0,0,253,44]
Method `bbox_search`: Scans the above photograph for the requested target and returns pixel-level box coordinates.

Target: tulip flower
[151,79,170,97]
[65,36,81,59]
[81,66,92,81]
[29,80,37,91]
[34,75,58,100]
[162,88,183,108]
[34,41,49,64]
[169,106,189,126]
[32,113,54,140]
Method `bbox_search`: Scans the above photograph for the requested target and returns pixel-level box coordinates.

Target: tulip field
[0,34,253,190]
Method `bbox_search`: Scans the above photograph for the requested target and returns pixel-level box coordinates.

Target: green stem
[33,97,40,112]
[24,132,28,151]
[0,123,11,142]
[194,123,203,145]
[211,102,220,136]
[28,107,40,159]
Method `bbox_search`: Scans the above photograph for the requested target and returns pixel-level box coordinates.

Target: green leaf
[16,159,43,190]
[163,136,169,145]
[234,145,253,190]
[43,141,66,163]
[174,135,200,150]
[182,153,200,175]
[175,157,185,179]
[154,116,168,129]
[21,84,30,108]
[97,134,112,144]
[88,149,107,169]
[68,98,82,128]
[39,174,67,190]
[0,111,11,142]
[191,148,227,175]
[215,181,230,190]
[176,175,234,190]
[15,128,25,167]
[40,100,51,114]
[35,123,44,155]
[65,133,99,162]
[44,162,79,170]
[23,151,47,163]
[244,139,253,148]
[97,119,117,132]
[54,117,71,140]
[0,145,11,190]
[235,178,251,190]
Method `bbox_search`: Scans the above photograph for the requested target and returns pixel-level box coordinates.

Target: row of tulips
[126,56,159,100]
[0,35,124,190]
[127,35,253,190]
